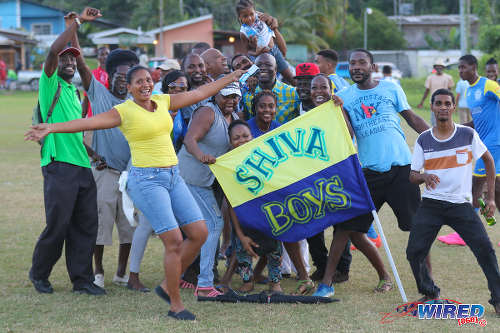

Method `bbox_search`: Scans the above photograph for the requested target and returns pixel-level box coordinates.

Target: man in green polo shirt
[28,7,106,296]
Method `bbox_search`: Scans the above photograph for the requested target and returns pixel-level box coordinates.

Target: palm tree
[257,0,330,51]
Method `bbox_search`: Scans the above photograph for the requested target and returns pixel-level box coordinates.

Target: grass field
[1,79,500,332]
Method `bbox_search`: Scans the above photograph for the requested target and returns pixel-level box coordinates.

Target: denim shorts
[126,165,204,234]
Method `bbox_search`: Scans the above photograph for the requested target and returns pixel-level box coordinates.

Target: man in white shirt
[417,58,455,126]
[406,88,500,316]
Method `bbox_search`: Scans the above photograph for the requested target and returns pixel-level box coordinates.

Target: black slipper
[168,309,196,321]
[127,284,150,293]
[155,285,170,304]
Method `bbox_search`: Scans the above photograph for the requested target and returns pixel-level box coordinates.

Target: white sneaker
[112,274,129,286]
[94,273,105,288]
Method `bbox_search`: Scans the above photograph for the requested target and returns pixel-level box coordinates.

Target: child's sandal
[293,279,315,295]
[374,279,393,293]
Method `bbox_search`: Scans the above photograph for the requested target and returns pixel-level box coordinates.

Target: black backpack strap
[44,83,62,123]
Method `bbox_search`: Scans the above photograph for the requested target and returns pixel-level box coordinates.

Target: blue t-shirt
[247,117,281,138]
[466,77,500,148]
[337,80,412,172]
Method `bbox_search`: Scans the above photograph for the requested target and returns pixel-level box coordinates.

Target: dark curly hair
[251,89,277,116]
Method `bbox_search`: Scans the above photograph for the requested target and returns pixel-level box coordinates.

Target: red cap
[295,62,320,77]
[58,47,81,57]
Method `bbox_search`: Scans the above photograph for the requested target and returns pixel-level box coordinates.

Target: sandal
[293,279,315,295]
[194,286,223,298]
[374,279,393,293]
[179,279,195,289]
[216,284,231,294]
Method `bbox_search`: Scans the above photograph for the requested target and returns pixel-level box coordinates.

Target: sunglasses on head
[168,82,188,88]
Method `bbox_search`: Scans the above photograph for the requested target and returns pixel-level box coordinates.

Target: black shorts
[340,165,421,232]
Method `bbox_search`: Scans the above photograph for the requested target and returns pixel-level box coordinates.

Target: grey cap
[219,82,241,97]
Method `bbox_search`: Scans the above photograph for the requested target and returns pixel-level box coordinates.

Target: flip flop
[155,285,171,304]
[167,309,196,321]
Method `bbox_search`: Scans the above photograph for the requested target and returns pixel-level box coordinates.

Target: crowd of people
[23,3,500,321]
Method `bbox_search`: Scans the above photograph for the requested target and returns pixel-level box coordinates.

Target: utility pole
[159,0,164,57]
[466,0,471,52]
[180,0,184,17]
[460,0,467,55]
[342,0,347,56]
[364,8,372,50]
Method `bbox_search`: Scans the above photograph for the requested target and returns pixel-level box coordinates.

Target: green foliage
[363,8,406,50]
[479,51,500,76]
[258,0,329,51]
[327,14,364,51]
[424,27,460,51]
[478,25,500,54]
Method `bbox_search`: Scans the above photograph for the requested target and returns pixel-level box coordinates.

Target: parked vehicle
[17,70,82,90]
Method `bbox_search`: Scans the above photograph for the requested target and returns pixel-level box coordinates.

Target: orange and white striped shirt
[411,124,486,203]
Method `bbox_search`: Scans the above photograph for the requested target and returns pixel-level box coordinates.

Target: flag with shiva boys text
[209,101,375,242]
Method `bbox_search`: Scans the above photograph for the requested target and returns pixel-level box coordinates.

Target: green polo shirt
[39,70,90,168]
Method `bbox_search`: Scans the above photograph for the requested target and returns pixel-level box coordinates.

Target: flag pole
[371,210,408,302]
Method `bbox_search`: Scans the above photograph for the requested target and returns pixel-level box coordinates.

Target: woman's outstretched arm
[170,70,245,110]
[25,109,121,142]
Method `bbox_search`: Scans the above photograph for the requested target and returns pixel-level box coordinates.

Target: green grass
[1,86,499,332]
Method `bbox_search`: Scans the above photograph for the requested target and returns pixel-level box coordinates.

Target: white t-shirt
[240,18,275,48]
[411,124,486,203]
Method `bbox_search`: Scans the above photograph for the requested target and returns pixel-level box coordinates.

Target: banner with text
[209,101,375,242]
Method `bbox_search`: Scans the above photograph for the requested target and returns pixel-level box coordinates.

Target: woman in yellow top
[25,65,245,321]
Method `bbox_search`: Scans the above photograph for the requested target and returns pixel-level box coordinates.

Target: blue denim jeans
[127,166,204,235]
[186,183,223,287]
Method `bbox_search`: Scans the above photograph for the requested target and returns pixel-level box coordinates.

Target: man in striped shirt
[406,89,500,316]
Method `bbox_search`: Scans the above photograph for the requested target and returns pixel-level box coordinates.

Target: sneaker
[312,283,335,297]
[112,274,129,286]
[437,232,466,246]
[94,273,104,288]
[371,235,382,248]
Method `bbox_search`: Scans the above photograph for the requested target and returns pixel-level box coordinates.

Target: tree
[362,8,406,50]
[424,27,460,51]
[478,25,500,53]
[257,0,329,51]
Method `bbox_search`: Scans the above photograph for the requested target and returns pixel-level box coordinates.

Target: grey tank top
[178,101,239,187]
